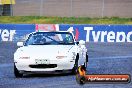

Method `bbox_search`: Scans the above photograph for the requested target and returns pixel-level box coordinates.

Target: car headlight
[19,56,30,59]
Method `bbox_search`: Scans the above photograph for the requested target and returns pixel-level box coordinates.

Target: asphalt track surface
[0,42,132,88]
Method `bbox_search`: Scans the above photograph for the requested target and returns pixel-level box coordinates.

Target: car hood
[17,45,77,59]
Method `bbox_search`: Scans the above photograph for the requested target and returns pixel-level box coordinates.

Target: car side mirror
[17,42,24,47]
[79,40,85,45]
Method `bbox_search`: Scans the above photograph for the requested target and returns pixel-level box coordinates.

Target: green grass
[0,16,132,24]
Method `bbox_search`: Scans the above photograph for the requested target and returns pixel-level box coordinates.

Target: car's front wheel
[14,63,23,78]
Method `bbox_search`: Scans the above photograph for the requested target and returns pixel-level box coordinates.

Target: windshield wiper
[30,42,51,45]
[59,42,74,45]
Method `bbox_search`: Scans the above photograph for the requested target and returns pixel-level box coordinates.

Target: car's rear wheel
[72,53,79,74]
[84,53,88,70]
[14,63,23,78]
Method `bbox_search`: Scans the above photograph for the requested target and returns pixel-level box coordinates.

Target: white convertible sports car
[14,31,88,77]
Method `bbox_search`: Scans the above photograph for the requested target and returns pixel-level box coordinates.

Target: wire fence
[0,0,132,17]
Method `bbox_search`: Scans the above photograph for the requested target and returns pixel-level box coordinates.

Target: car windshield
[25,32,75,45]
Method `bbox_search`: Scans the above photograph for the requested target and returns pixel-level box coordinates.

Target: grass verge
[0,16,132,24]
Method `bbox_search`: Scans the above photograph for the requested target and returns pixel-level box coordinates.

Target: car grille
[29,64,57,69]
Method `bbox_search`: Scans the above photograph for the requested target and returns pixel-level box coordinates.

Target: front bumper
[19,69,73,74]
[14,58,75,72]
